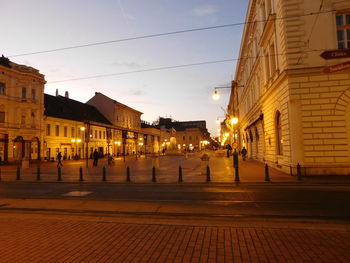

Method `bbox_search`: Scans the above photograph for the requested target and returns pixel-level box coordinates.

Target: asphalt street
[1,182,350,221]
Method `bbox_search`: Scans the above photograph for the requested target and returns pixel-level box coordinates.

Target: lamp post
[83,122,90,168]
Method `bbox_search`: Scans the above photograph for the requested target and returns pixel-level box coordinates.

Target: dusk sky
[2,0,248,136]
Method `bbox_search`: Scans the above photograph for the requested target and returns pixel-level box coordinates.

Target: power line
[48,59,235,84]
[9,9,334,58]
[47,47,332,84]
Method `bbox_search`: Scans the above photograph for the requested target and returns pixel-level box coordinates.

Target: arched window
[276,111,283,155]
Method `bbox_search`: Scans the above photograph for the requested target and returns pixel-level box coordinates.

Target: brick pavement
[0,216,349,263]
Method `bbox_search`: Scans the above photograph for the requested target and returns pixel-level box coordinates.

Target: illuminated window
[336,12,350,49]
[276,111,283,155]
[64,126,68,137]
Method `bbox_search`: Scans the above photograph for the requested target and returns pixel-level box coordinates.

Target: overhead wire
[47,47,333,84]
[296,0,325,64]
[9,9,335,58]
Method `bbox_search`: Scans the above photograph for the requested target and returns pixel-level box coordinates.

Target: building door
[0,134,8,163]
[13,136,24,161]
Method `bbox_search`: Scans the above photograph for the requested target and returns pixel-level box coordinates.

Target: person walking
[57,152,63,167]
[93,149,99,166]
[241,147,247,161]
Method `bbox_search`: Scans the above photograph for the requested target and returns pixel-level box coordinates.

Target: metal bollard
[16,166,21,180]
[265,163,270,182]
[233,151,239,168]
[79,166,83,182]
[206,165,211,182]
[36,167,41,181]
[178,166,183,183]
[297,163,302,181]
[126,166,130,182]
[57,167,62,181]
[235,166,240,182]
[102,166,106,181]
[152,166,156,182]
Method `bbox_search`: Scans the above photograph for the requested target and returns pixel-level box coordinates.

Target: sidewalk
[0,152,349,184]
[0,211,349,263]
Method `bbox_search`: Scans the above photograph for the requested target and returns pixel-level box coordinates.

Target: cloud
[193,4,218,16]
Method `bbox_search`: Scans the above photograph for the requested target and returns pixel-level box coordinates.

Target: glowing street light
[212,90,220,101]
[230,117,238,125]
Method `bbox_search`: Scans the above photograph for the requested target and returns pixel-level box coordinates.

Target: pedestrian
[93,149,99,166]
[241,147,247,161]
[57,152,63,167]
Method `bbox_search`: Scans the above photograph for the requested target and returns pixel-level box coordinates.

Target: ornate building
[231,0,350,174]
[0,56,45,164]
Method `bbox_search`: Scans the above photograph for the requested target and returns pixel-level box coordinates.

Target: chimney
[55,89,59,96]
[65,91,69,98]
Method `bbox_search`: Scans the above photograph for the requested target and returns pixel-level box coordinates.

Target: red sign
[320,49,350,60]
[323,61,350,73]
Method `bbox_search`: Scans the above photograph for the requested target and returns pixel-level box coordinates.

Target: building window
[21,115,26,126]
[31,89,36,101]
[46,124,51,136]
[22,88,26,99]
[276,111,283,155]
[0,111,5,123]
[71,127,75,137]
[183,136,185,141]
[0,82,5,95]
[64,126,68,137]
[189,136,192,140]
[31,112,35,128]
[95,130,97,138]
[336,12,350,49]
[55,125,59,136]
[269,42,276,74]
[103,131,106,139]
[99,131,102,139]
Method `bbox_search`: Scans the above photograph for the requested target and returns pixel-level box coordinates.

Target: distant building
[230,0,350,175]
[87,92,159,155]
[44,93,112,160]
[157,117,210,151]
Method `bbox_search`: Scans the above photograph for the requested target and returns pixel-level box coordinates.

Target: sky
[1,0,248,136]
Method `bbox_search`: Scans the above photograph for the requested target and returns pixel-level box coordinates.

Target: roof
[93,92,143,115]
[44,94,112,125]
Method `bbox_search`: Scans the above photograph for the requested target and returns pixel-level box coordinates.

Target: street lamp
[212,90,220,101]
[212,86,231,101]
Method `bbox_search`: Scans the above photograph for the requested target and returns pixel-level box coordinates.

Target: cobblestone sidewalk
[0,217,349,263]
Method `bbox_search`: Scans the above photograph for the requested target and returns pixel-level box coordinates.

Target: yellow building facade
[232,0,350,174]
[0,57,160,163]
[0,56,45,164]
[87,92,160,156]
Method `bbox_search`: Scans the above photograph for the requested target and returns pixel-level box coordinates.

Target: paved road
[1,183,350,220]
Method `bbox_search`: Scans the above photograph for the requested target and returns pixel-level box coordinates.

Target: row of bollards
[6,162,303,183]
